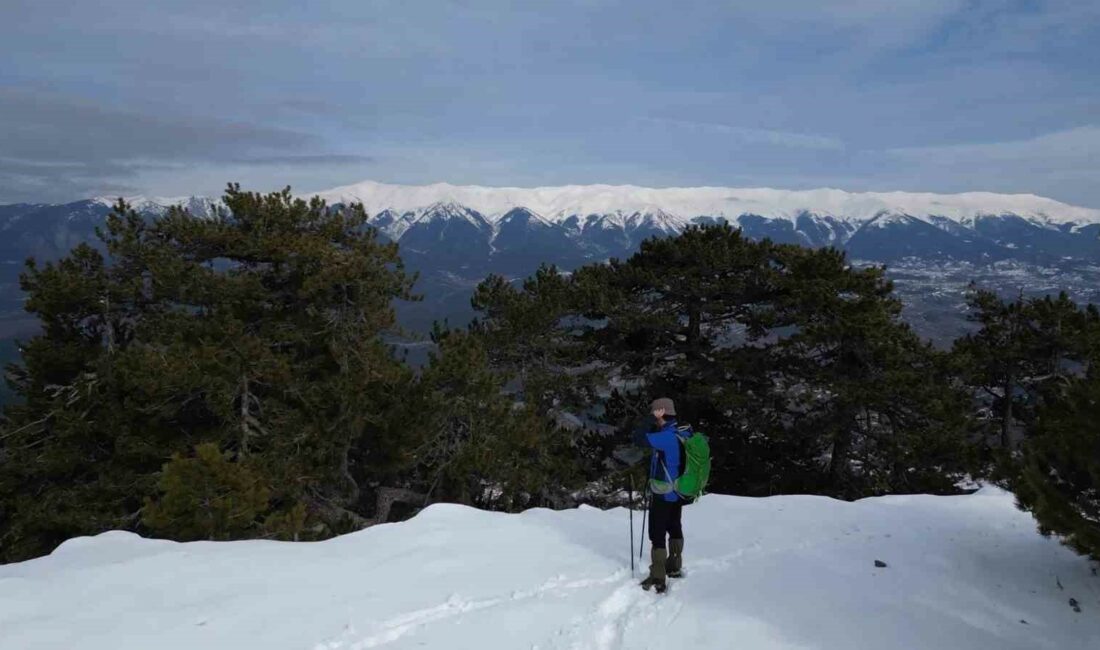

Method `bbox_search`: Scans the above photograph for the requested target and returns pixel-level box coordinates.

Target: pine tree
[1014,373,1100,559]
[956,291,1100,559]
[143,443,271,542]
[0,186,416,561]
[784,246,971,496]
[471,224,971,499]
[952,289,1098,452]
[402,327,579,511]
[470,265,595,413]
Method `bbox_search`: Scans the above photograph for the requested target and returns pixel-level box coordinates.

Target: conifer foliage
[954,290,1100,558]
[3,192,1099,564]
[473,225,972,499]
[0,186,419,560]
[1013,373,1100,559]
[142,442,274,542]
[399,327,578,511]
[953,289,1099,452]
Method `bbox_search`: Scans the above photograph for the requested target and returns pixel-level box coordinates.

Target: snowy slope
[314,180,1100,228]
[1,487,1098,650]
[91,195,223,219]
[86,181,1100,230]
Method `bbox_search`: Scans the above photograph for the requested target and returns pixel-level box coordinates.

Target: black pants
[648,496,683,549]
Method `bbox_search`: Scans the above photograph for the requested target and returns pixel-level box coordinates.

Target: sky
[0,0,1097,206]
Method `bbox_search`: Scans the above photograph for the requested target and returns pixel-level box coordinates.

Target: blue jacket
[634,416,682,502]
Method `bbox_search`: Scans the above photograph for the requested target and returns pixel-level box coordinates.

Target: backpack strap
[675,424,692,475]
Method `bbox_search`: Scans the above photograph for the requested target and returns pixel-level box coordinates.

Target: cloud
[0,158,142,203]
[955,1,1100,55]
[0,1,1097,206]
[870,126,1100,207]
[0,90,312,164]
[727,0,965,35]
[886,125,1100,168]
[640,117,844,151]
[228,155,376,167]
[0,90,363,202]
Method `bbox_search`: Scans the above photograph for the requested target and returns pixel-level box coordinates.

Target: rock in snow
[1,487,1098,650]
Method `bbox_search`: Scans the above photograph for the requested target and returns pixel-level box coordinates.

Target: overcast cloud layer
[1,0,1097,206]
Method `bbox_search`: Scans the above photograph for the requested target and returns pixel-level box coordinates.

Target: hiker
[633,397,686,593]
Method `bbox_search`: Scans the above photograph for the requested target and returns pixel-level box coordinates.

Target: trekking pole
[628,473,635,576]
[638,488,648,563]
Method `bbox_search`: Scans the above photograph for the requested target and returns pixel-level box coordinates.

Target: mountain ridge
[1,181,1096,341]
[313,180,1100,229]
[86,180,1100,231]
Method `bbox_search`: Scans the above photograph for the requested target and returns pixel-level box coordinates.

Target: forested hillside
[2,187,1098,564]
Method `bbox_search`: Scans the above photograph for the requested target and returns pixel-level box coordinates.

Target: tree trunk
[309,487,428,531]
[239,375,251,455]
[1001,376,1013,450]
[829,425,853,495]
[368,487,428,526]
[828,403,857,496]
[686,299,702,361]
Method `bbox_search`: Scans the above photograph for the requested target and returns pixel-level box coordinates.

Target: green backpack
[651,426,712,503]
[674,428,711,503]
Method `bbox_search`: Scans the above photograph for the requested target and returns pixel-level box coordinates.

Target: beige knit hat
[649,397,676,417]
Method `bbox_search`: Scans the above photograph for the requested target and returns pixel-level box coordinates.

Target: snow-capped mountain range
[71,180,1100,250]
[0,180,1098,339]
[308,181,1100,271]
[317,179,1100,230]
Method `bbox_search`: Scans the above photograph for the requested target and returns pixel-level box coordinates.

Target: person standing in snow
[633,397,686,593]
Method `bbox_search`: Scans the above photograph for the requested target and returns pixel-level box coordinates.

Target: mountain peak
[315,180,1100,228]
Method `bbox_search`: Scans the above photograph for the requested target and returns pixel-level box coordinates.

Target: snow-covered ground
[1,487,1097,650]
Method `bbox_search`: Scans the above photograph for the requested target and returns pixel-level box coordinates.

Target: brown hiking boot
[668,538,684,578]
[640,547,668,594]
